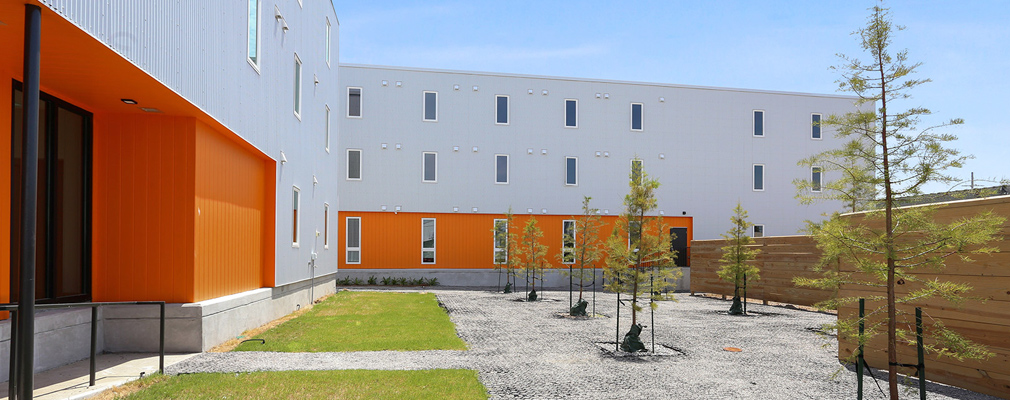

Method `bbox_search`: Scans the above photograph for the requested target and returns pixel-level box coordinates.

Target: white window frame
[493,219,508,264]
[495,95,510,125]
[811,166,823,193]
[246,0,261,73]
[346,149,362,180]
[811,113,822,140]
[562,220,576,264]
[324,105,331,152]
[346,217,361,264]
[753,224,765,238]
[293,53,303,119]
[323,203,330,250]
[565,156,578,186]
[631,159,644,183]
[753,164,765,191]
[347,87,362,118]
[753,110,764,137]
[630,102,644,131]
[292,186,301,248]
[423,91,438,122]
[325,18,332,67]
[422,151,438,183]
[495,154,509,184]
[421,218,436,264]
[565,99,578,128]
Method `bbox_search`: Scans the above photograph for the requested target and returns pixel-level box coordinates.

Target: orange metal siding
[193,121,272,301]
[338,211,692,269]
[92,114,196,303]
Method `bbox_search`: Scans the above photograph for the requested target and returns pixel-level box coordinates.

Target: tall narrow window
[422,218,436,264]
[565,157,578,186]
[753,110,764,137]
[562,220,576,264]
[324,105,331,152]
[292,186,300,247]
[496,95,509,125]
[347,87,362,118]
[247,0,260,69]
[325,18,332,66]
[753,164,765,191]
[753,224,765,238]
[293,54,302,118]
[493,219,508,264]
[346,217,361,264]
[495,154,509,184]
[347,149,362,180]
[811,166,823,192]
[565,99,578,128]
[423,91,438,121]
[423,152,437,182]
[631,103,643,131]
[323,204,330,249]
[811,113,822,139]
[631,159,644,184]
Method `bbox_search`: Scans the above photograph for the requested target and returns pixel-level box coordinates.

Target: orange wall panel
[193,121,271,301]
[92,114,196,302]
[338,211,691,270]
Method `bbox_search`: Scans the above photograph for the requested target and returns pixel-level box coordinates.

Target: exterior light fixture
[453,84,460,91]
[312,175,318,185]
[540,149,547,155]
[541,208,547,214]
[280,151,287,164]
[472,146,478,153]
[395,81,402,87]
[542,90,548,96]
[395,143,402,150]
[472,207,478,213]
[527,208,533,213]
[121,99,138,105]
[595,93,601,99]
[528,89,534,95]
[604,209,610,215]
[453,146,459,152]
[453,206,459,212]
[595,151,601,157]
[659,210,665,216]
[472,85,479,92]
[381,205,387,211]
[381,143,388,149]
[659,153,665,159]
[659,97,665,102]
[382,80,388,86]
[604,93,609,99]
[527,148,533,155]
[395,205,402,212]
[682,211,687,215]
[603,151,610,157]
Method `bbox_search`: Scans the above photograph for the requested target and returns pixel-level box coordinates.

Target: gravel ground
[170,288,1000,400]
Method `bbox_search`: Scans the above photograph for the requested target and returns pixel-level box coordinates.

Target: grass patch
[233,291,467,352]
[113,369,487,400]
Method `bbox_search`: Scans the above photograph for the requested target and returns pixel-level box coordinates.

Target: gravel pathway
[170,288,999,400]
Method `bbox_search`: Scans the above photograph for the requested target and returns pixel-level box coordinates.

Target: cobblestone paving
[171,288,998,400]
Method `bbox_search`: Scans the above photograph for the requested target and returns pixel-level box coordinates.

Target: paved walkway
[0,353,197,400]
[172,289,999,400]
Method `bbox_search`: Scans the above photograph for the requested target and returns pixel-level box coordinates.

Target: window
[493,219,508,264]
[422,218,436,264]
[423,152,437,182]
[423,91,438,121]
[631,159,644,184]
[325,18,332,67]
[347,87,361,118]
[565,99,578,128]
[247,0,260,70]
[292,186,300,247]
[811,166,823,192]
[346,217,361,264]
[811,113,822,139]
[753,110,764,137]
[753,224,765,238]
[293,54,302,118]
[562,220,576,264]
[565,157,578,186]
[631,103,643,131]
[496,95,509,125]
[347,149,362,180]
[325,105,331,152]
[753,164,765,191]
[495,154,509,184]
[323,204,330,249]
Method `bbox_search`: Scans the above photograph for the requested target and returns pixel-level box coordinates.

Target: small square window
[348,87,362,118]
[753,164,765,191]
[753,224,764,238]
[423,91,438,121]
[631,103,643,131]
[565,99,578,128]
[565,157,578,186]
[495,154,509,184]
[496,95,509,125]
[753,110,764,137]
[811,113,822,139]
[347,149,362,180]
[423,152,437,182]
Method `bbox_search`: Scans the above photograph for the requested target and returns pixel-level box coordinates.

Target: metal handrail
[1,301,165,400]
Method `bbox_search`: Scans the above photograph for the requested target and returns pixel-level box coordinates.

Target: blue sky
[335,1,1009,194]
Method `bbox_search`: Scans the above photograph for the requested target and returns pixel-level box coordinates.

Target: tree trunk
[876,32,898,399]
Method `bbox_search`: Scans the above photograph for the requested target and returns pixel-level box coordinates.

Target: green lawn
[233,291,467,352]
[120,370,487,400]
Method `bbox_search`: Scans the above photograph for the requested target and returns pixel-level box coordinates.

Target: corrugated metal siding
[41,0,341,287]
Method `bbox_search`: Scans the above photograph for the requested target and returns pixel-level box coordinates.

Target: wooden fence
[689,235,832,306]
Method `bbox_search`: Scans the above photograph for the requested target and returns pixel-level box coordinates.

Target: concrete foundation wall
[0,308,102,381]
[334,268,690,292]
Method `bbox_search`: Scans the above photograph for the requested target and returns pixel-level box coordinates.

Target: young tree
[492,208,520,293]
[795,6,1005,398]
[558,196,605,316]
[518,216,548,301]
[717,202,761,315]
[604,161,680,351]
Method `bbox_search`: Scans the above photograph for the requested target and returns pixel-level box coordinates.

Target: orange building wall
[193,120,273,301]
[338,211,691,269]
[92,114,196,303]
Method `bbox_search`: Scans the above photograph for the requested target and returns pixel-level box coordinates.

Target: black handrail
[1,301,165,400]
